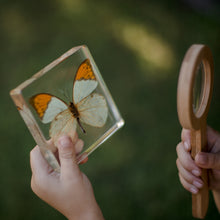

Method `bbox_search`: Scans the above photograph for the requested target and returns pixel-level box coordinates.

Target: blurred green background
[1,0,220,219]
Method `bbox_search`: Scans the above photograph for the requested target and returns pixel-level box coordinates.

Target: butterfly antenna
[77,117,86,134]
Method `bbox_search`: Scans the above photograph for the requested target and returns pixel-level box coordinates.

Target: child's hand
[30,136,104,220]
[176,126,220,211]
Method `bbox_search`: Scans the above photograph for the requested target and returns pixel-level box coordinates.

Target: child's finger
[176,158,203,189]
[30,146,52,177]
[79,157,88,165]
[181,129,191,148]
[179,172,199,194]
[176,142,201,175]
[75,139,84,155]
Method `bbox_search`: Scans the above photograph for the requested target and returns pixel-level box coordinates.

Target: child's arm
[176,126,220,212]
[30,136,104,220]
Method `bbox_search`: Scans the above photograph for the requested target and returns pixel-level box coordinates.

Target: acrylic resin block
[10,45,124,172]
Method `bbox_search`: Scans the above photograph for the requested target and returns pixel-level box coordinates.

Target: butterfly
[29,59,108,146]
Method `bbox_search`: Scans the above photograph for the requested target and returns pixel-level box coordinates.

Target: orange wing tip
[75,59,96,81]
[29,94,52,119]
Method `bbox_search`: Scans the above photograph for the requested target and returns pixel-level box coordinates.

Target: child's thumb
[58,136,81,179]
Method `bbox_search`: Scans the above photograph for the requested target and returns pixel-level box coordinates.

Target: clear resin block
[10,45,124,172]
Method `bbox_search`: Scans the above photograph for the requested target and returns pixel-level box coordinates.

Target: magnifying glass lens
[193,62,205,113]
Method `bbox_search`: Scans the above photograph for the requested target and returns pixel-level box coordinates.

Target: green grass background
[1,0,220,219]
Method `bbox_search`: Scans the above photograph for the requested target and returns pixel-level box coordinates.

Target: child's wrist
[68,206,104,220]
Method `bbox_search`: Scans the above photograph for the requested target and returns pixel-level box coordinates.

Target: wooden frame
[177,44,214,219]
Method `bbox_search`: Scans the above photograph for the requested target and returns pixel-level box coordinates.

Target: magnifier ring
[177,44,214,130]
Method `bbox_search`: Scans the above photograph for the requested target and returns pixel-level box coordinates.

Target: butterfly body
[68,102,79,118]
[30,59,108,145]
[68,101,86,133]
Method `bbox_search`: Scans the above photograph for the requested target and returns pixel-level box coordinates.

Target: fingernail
[184,141,190,151]
[190,187,198,194]
[197,154,208,165]
[193,180,203,188]
[59,136,71,148]
[192,169,201,176]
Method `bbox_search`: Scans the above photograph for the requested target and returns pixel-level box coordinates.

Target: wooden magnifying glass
[177,44,214,219]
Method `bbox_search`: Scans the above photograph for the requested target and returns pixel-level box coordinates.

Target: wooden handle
[191,125,209,219]
[177,44,214,218]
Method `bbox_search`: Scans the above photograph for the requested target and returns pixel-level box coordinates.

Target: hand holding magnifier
[177,44,214,219]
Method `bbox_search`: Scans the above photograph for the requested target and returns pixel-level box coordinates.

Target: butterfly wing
[73,59,98,104]
[77,93,108,127]
[29,93,68,124]
[30,94,77,145]
[49,109,77,145]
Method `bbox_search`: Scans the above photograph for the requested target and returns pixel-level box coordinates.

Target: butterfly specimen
[29,59,108,145]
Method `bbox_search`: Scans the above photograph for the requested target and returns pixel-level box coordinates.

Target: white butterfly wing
[49,109,77,145]
[74,80,98,104]
[77,93,108,127]
[43,97,68,123]
[30,94,68,124]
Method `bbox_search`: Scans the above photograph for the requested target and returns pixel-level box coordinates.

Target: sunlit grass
[112,19,174,77]
[55,0,86,15]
